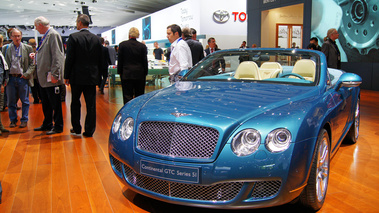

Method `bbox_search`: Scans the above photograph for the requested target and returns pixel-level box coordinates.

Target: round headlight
[265,128,291,153]
[119,117,134,141]
[112,114,122,134]
[232,129,261,156]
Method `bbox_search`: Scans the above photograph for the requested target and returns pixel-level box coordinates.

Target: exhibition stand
[108,67,169,87]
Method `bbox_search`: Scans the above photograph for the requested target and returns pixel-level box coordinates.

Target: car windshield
[183,49,320,86]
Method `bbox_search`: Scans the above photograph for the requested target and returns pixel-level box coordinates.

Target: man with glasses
[1,28,35,128]
[33,16,65,135]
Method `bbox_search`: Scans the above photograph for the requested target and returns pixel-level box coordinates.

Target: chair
[292,59,316,81]
[146,74,154,86]
[259,62,283,79]
[234,61,260,80]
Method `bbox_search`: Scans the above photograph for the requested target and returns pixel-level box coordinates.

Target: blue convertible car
[108,49,361,211]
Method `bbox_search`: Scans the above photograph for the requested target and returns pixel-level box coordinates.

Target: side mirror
[336,73,362,91]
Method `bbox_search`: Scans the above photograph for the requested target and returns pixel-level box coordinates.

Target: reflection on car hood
[138,81,316,125]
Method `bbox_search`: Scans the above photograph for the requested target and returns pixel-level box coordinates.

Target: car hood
[137,81,318,128]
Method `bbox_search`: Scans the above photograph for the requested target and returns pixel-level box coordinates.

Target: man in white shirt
[166,24,192,83]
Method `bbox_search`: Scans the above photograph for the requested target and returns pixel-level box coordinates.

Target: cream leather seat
[292,59,316,81]
[259,62,283,79]
[234,61,260,80]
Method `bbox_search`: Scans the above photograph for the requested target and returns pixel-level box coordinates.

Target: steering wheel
[279,73,306,80]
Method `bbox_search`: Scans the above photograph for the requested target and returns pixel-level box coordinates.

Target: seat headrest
[260,62,283,79]
[260,62,283,71]
[292,59,316,81]
[234,61,260,80]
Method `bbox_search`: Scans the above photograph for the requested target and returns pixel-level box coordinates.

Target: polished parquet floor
[0,86,378,213]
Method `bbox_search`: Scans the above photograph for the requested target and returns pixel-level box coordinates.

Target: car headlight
[112,114,122,134]
[265,128,291,153]
[232,129,261,156]
[119,117,134,141]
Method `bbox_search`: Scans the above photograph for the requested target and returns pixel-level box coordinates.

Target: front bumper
[109,138,315,209]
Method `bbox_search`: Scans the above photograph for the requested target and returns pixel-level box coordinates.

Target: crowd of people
[0,18,341,136]
[0,14,105,137]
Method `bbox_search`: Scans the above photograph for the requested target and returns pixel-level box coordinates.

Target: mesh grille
[251,180,282,199]
[110,155,282,202]
[110,155,123,175]
[123,164,243,201]
[124,164,170,195]
[137,121,219,159]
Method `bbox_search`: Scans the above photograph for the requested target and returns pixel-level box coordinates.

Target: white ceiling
[0,0,184,27]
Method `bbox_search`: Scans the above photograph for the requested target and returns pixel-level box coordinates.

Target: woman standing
[117,27,148,104]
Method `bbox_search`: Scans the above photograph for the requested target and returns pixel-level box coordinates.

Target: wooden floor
[0,87,378,213]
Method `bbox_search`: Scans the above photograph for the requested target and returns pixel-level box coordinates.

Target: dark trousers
[121,79,145,105]
[99,70,108,92]
[71,84,96,135]
[31,79,41,103]
[0,181,2,203]
[39,86,63,130]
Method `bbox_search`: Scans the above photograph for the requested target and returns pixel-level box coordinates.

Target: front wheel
[300,129,330,211]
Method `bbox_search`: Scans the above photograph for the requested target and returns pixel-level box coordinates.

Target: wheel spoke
[354,101,360,140]
[316,137,329,202]
[318,140,328,167]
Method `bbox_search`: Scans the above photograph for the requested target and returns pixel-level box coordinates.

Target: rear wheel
[344,98,360,144]
[300,129,330,211]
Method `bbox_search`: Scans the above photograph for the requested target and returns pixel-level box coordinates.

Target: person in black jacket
[204,37,221,56]
[117,27,148,104]
[64,14,102,137]
[321,28,341,69]
[182,27,204,66]
[307,37,322,51]
[204,37,225,73]
[99,37,111,94]
[0,50,9,135]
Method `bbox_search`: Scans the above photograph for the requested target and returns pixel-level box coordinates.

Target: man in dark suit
[64,14,102,137]
[204,37,221,56]
[204,37,225,73]
[104,40,117,65]
[182,27,204,66]
[117,27,148,104]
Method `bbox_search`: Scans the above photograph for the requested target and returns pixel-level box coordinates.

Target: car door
[329,86,353,150]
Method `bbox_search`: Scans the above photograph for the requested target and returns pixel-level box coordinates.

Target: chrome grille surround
[137,121,219,159]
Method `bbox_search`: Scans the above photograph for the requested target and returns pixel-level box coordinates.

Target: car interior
[186,50,337,86]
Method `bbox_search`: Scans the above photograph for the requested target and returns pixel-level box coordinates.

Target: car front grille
[110,155,282,202]
[110,155,123,175]
[137,121,219,159]
[123,163,243,201]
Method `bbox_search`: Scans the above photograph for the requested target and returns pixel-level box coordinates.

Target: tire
[344,98,360,144]
[300,129,330,211]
